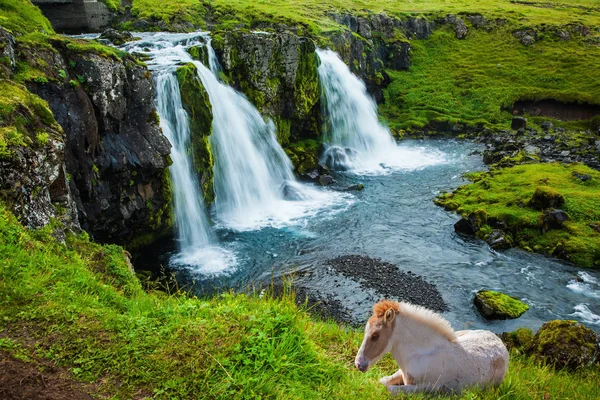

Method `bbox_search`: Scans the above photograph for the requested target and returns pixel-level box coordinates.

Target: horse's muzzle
[355,357,369,372]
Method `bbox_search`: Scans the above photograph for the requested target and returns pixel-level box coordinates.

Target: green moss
[187,45,209,65]
[528,186,565,210]
[285,139,321,174]
[176,63,215,204]
[437,163,600,267]
[0,0,54,35]
[528,320,600,370]
[475,290,529,319]
[0,81,61,159]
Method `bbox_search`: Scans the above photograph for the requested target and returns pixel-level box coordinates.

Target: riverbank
[1,204,599,399]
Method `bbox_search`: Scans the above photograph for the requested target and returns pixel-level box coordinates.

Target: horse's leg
[379,369,404,387]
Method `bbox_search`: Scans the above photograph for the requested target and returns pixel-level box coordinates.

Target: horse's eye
[370,333,379,342]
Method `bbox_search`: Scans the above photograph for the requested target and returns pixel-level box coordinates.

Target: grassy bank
[1,204,600,399]
[436,163,600,268]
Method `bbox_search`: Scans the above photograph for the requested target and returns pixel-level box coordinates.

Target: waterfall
[190,41,348,231]
[122,33,235,274]
[317,49,444,173]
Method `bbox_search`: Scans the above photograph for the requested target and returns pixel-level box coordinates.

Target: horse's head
[354,300,398,372]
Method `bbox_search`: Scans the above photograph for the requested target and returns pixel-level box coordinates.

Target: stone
[529,187,565,210]
[500,328,534,351]
[556,30,571,41]
[323,146,357,171]
[100,28,134,46]
[486,229,510,250]
[454,212,483,236]
[511,116,527,130]
[521,35,535,46]
[540,121,554,131]
[467,14,488,29]
[0,27,16,72]
[543,209,569,231]
[526,320,600,369]
[474,290,529,320]
[572,171,592,182]
[318,175,335,186]
[445,14,468,39]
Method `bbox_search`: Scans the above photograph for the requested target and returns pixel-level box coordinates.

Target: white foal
[355,300,509,395]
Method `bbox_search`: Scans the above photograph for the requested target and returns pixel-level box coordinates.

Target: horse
[354,300,509,395]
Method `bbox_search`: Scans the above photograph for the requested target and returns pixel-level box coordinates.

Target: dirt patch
[0,351,94,400]
[513,99,600,121]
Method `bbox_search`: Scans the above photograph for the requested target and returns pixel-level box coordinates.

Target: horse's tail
[491,346,510,385]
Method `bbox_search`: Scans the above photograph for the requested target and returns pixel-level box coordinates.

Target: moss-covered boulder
[529,187,565,210]
[500,327,534,352]
[474,290,529,320]
[527,320,600,370]
[284,139,321,175]
[176,62,214,204]
[211,31,321,145]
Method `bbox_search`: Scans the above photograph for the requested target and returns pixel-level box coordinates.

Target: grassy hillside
[1,203,600,399]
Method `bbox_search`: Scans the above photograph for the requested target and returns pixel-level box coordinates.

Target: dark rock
[332,183,365,192]
[281,181,310,201]
[572,171,592,182]
[29,42,172,244]
[323,146,358,171]
[556,30,571,41]
[357,17,372,39]
[526,320,600,369]
[486,229,510,250]
[521,35,535,46]
[529,187,565,210]
[454,212,484,235]
[589,223,600,233]
[467,14,488,29]
[540,121,554,131]
[474,290,529,320]
[100,28,134,46]
[0,27,16,74]
[318,175,335,186]
[399,17,434,39]
[543,209,569,231]
[511,116,528,130]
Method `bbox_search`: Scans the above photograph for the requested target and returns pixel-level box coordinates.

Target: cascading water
[317,49,444,174]
[190,41,349,231]
[122,33,235,274]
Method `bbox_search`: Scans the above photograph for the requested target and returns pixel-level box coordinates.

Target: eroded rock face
[21,40,172,244]
[328,13,411,102]
[212,31,321,145]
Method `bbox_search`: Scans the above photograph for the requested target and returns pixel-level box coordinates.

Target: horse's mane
[373,301,456,343]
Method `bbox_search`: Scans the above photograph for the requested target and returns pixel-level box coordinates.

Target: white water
[571,304,600,326]
[123,33,235,274]
[191,41,350,231]
[567,271,600,299]
[317,49,444,174]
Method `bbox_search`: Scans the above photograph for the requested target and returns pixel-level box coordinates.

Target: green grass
[381,23,600,132]
[436,163,600,267]
[0,0,54,35]
[1,203,600,399]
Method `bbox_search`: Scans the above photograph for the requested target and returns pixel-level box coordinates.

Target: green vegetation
[0,0,53,35]
[436,163,600,267]
[1,203,600,399]
[285,139,321,175]
[474,290,530,319]
[176,62,215,203]
[381,25,600,132]
[127,0,207,30]
[0,80,61,159]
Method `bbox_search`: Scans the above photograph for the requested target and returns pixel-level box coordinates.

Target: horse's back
[452,329,509,388]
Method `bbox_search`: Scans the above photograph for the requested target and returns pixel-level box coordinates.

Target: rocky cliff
[1,28,173,245]
[211,31,321,146]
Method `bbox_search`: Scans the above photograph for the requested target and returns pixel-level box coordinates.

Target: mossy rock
[284,139,321,175]
[474,290,529,320]
[529,186,565,210]
[500,327,534,352]
[527,320,600,370]
[176,63,214,204]
[188,45,209,65]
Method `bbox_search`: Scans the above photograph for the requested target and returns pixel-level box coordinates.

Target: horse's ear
[384,308,395,324]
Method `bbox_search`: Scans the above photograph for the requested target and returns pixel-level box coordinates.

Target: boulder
[529,187,565,210]
[319,175,335,186]
[526,320,600,369]
[521,35,535,46]
[543,209,569,231]
[323,146,358,171]
[486,229,510,250]
[454,211,487,236]
[572,171,592,182]
[474,290,529,320]
[100,28,133,46]
[511,116,528,130]
[500,327,534,352]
